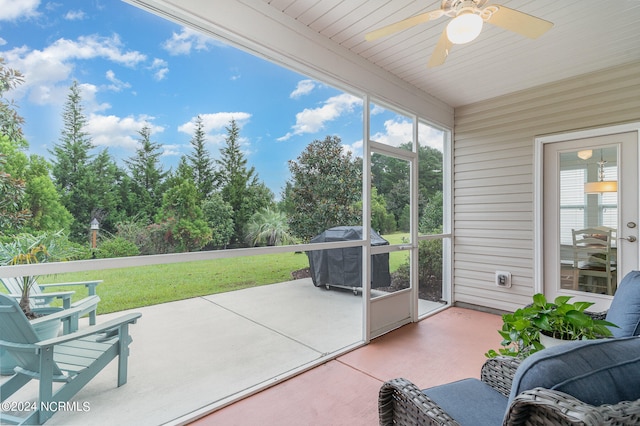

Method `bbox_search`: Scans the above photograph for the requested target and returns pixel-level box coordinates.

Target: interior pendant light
[446,12,483,44]
[577,150,592,160]
[584,150,617,194]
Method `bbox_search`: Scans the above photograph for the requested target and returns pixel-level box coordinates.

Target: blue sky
[0,0,442,198]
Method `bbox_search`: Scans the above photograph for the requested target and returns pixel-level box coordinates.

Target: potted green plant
[0,231,80,318]
[485,293,617,359]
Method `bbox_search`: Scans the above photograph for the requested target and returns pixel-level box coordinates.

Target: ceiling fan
[365,0,553,67]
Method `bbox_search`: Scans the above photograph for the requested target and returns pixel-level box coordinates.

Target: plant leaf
[532,293,546,307]
[565,310,591,327]
[573,301,595,312]
[554,295,572,305]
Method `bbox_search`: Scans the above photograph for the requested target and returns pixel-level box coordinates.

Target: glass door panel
[558,147,618,295]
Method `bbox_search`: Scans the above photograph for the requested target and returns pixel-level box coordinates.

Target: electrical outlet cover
[495,271,512,288]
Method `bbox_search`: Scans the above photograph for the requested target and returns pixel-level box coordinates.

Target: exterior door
[367,146,416,338]
[541,128,639,311]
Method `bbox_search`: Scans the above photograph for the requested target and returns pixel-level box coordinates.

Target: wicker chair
[379,337,640,425]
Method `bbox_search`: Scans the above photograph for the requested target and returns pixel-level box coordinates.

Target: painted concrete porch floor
[192,306,503,426]
[1,279,501,425]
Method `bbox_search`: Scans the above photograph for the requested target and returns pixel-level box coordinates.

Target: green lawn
[42,252,310,314]
[384,232,410,272]
[32,233,411,315]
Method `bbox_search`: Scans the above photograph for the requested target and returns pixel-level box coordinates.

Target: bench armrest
[38,280,102,296]
[4,291,74,309]
[36,313,142,348]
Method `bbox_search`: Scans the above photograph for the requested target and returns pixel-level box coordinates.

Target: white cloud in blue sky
[0,0,434,195]
[0,0,40,21]
[289,79,316,99]
[4,34,146,104]
[371,119,413,146]
[278,93,361,141]
[178,112,252,147]
[149,58,169,81]
[86,113,164,150]
[64,10,86,21]
[105,70,131,92]
[162,27,226,56]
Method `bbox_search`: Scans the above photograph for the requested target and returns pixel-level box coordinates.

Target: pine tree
[124,124,166,222]
[87,149,124,234]
[157,157,211,252]
[187,115,215,200]
[50,81,94,194]
[215,119,268,245]
[49,81,97,240]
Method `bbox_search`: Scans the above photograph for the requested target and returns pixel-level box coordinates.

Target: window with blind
[559,163,618,245]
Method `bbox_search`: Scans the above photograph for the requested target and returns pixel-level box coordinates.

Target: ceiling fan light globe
[446,13,483,44]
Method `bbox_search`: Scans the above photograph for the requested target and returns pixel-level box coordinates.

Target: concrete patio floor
[1,278,451,425]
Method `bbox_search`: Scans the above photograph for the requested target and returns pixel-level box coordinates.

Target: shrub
[96,236,140,258]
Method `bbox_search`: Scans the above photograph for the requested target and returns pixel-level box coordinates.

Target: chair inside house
[1,277,101,332]
[572,227,617,294]
[379,271,640,425]
[0,294,141,425]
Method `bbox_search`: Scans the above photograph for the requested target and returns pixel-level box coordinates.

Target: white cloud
[78,82,110,113]
[105,70,131,92]
[228,66,241,81]
[371,119,413,147]
[149,58,169,81]
[64,10,86,21]
[85,113,164,150]
[370,104,386,115]
[2,34,146,105]
[370,119,444,150]
[161,144,182,158]
[153,68,169,81]
[278,93,361,141]
[161,27,225,56]
[0,38,6,46]
[178,112,251,145]
[418,123,444,151]
[290,79,316,99]
[343,139,363,156]
[0,0,40,21]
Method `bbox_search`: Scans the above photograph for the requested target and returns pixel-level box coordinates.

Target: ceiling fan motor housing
[442,0,488,17]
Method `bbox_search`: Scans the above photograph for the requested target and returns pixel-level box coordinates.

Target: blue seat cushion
[509,337,640,408]
[606,270,640,337]
[423,378,508,426]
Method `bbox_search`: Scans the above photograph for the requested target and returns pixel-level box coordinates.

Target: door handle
[621,236,637,242]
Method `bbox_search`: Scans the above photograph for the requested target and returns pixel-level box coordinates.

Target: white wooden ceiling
[260,0,640,107]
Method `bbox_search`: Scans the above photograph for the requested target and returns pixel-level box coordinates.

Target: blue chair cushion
[606,270,640,337]
[509,337,640,408]
[423,378,508,426]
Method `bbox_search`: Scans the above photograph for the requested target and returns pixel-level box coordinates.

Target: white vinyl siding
[453,61,640,312]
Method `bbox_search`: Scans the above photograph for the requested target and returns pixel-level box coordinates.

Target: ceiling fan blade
[365,9,444,42]
[484,5,553,39]
[427,29,453,68]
